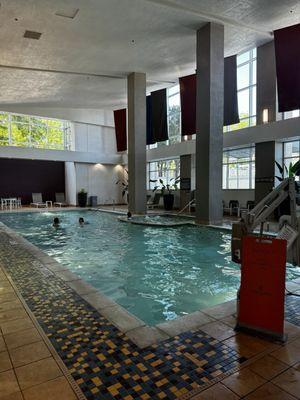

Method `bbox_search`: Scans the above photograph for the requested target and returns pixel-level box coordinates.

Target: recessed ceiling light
[55,8,79,19]
[23,30,42,40]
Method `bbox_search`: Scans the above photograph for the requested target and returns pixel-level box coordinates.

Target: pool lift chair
[232,177,300,266]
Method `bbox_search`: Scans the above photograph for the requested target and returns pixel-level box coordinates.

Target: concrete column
[65,161,77,205]
[195,23,224,224]
[180,155,192,209]
[127,72,147,214]
[255,141,282,203]
[257,41,278,125]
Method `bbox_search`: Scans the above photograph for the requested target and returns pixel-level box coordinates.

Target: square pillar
[127,72,147,214]
[180,155,192,210]
[255,141,282,203]
[195,22,224,224]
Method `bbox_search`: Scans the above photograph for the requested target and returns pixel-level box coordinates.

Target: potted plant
[116,169,129,204]
[275,160,300,217]
[150,176,180,210]
[78,188,88,207]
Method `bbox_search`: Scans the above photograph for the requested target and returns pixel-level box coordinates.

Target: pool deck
[1,209,300,399]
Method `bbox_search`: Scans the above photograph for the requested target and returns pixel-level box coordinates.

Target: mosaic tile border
[1,266,85,400]
[1,220,300,400]
[0,223,250,400]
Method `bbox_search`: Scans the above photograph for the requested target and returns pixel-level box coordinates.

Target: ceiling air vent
[55,8,79,19]
[23,30,42,40]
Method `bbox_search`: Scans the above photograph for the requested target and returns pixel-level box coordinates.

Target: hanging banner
[236,236,287,341]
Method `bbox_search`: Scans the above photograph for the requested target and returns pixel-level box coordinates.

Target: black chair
[229,200,240,216]
[246,200,255,211]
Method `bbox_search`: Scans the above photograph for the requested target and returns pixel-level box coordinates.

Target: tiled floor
[0,269,78,399]
[0,220,300,399]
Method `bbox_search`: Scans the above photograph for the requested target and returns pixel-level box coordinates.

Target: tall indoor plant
[275,160,300,216]
[116,169,129,204]
[150,176,180,210]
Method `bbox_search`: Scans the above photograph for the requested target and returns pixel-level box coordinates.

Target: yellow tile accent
[156,378,168,387]
[151,359,163,367]
[137,363,147,371]
[92,377,102,386]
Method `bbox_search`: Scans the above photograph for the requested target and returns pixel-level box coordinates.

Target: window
[283,140,300,177]
[223,147,255,189]
[283,109,300,120]
[167,85,181,145]
[147,85,181,149]
[147,158,180,190]
[0,111,72,150]
[224,48,257,132]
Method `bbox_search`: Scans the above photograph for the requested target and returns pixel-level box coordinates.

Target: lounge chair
[147,193,161,209]
[54,193,68,207]
[31,193,47,208]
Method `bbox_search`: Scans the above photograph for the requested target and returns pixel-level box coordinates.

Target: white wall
[0,105,114,127]
[65,162,77,206]
[0,145,122,165]
[75,163,125,205]
[74,123,117,155]
[0,106,126,205]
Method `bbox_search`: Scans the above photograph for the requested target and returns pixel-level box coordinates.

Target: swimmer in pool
[79,217,89,225]
[53,217,60,228]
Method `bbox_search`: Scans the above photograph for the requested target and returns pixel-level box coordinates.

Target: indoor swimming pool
[1,210,300,325]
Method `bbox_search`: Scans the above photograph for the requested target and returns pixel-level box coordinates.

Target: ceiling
[0,0,299,110]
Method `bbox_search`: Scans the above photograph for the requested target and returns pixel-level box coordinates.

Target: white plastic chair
[1,199,7,210]
[31,193,47,208]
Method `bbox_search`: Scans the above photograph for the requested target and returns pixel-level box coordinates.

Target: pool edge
[1,219,298,350]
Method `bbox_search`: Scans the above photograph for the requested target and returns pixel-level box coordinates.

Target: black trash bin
[89,196,98,207]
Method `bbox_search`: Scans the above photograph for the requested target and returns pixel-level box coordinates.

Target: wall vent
[23,30,42,40]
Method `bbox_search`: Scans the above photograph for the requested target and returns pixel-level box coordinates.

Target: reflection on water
[1,211,300,325]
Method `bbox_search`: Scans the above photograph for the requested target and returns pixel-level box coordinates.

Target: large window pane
[223,165,227,189]
[251,86,256,117]
[31,125,47,147]
[0,111,71,150]
[11,114,29,123]
[147,158,180,189]
[284,141,299,158]
[11,123,29,146]
[237,64,250,90]
[167,85,181,145]
[238,88,250,119]
[251,162,255,188]
[252,60,257,85]
[223,147,255,189]
[228,164,238,189]
[238,163,250,189]
[0,125,9,145]
[237,51,250,65]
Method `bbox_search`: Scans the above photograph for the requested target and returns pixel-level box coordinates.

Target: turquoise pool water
[1,210,300,325]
